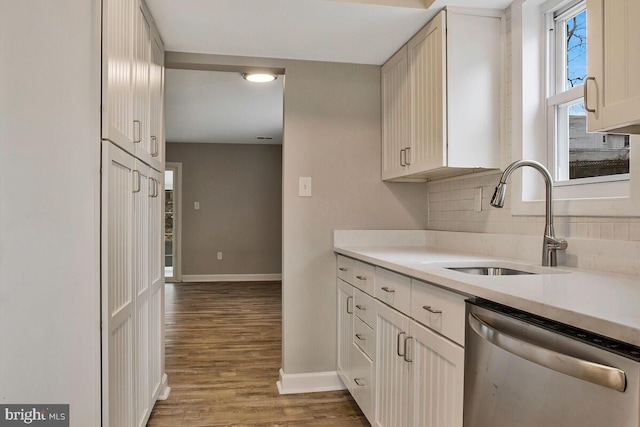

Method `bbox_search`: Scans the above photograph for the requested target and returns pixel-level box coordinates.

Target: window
[546,1,630,186]
[510,0,637,217]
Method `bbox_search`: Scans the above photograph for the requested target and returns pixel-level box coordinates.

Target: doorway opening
[164,162,181,282]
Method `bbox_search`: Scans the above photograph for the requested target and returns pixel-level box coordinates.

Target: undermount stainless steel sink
[447,266,535,276]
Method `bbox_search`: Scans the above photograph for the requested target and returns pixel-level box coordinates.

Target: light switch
[299,177,312,197]
[194,201,200,210]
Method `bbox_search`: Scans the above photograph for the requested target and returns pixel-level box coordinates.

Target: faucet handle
[546,235,568,250]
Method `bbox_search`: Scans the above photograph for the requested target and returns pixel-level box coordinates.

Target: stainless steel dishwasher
[464,300,640,427]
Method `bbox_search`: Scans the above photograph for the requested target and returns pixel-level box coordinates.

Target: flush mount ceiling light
[242,73,278,83]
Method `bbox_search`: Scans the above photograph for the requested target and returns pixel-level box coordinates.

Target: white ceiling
[155,0,513,144]
[165,69,283,144]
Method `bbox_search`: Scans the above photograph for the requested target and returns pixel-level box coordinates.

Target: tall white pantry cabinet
[102,0,167,426]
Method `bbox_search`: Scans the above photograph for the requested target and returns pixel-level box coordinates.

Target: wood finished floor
[147,282,368,427]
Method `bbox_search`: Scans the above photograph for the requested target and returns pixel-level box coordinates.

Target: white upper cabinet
[381,9,503,182]
[103,0,165,171]
[586,0,640,134]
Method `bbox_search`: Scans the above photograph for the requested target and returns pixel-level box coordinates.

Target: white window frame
[510,0,639,217]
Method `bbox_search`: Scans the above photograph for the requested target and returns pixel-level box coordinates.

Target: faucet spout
[490,160,568,266]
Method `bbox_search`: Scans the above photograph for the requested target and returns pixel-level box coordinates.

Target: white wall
[166,52,429,375]
[0,1,101,425]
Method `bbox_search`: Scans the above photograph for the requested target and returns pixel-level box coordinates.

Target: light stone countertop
[334,244,640,348]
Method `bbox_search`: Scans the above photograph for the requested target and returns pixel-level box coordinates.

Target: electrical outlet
[217,252,222,260]
[474,188,483,212]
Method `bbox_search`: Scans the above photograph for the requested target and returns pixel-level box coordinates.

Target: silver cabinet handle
[403,336,413,363]
[354,378,365,387]
[396,331,406,357]
[148,177,155,197]
[133,120,141,143]
[338,267,348,272]
[132,170,140,193]
[404,147,411,165]
[346,296,353,314]
[381,286,395,293]
[584,76,596,113]
[355,333,366,341]
[356,275,367,281]
[469,313,627,392]
[400,148,406,167]
[355,304,366,311]
[151,136,159,157]
[423,305,442,314]
[152,178,159,198]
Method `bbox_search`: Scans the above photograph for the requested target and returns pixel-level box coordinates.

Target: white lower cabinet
[103,141,164,427]
[338,255,465,427]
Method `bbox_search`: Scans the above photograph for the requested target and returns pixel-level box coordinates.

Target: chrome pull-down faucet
[490,160,568,267]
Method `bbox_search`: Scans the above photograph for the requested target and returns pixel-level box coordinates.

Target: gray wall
[167,143,282,276]
[167,52,429,375]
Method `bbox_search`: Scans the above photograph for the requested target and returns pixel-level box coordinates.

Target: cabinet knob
[356,275,367,281]
[354,378,365,387]
[355,333,366,341]
[338,267,348,272]
[381,286,395,293]
[355,304,366,311]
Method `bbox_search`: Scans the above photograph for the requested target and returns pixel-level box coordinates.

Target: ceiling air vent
[256,136,273,140]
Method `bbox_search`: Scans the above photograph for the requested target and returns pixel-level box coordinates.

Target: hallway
[147,282,368,426]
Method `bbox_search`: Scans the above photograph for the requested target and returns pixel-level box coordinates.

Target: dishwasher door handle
[469,313,627,392]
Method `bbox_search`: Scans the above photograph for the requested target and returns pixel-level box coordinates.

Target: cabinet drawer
[411,279,466,346]
[337,255,355,285]
[354,261,375,294]
[375,267,411,315]
[354,316,375,360]
[351,343,374,424]
[354,288,375,328]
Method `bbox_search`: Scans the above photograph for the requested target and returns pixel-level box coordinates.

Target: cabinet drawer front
[411,279,466,346]
[337,255,355,285]
[354,288,376,328]
[354,261,375,294]
[354,316,375,360]
[351,343,374,425]
[375,267,411,315]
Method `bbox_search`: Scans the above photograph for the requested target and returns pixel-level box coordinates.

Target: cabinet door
[376,301,411,427]
[409,320,464,427]
[149,36,165,171]
[407,10,447,172]
[133,161,151,427]
[337,279,354,388]
[586,0,640,134]
[148,167,164,401]
[102,142,136,427]
[382,46,410,180]
[102,0,135,152]
[132,6,152,165]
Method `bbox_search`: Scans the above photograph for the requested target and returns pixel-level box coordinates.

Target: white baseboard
[276,368,347,395]
[181,273,282,283]
[158,373,171,400]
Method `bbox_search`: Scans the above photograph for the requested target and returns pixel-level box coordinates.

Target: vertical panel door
[587,0,640,133]
[381,46,410,180]
[134,161,151,427]
[376,301,411,427]
[148,37,164,171]
[409,320,464,427]
[408,10,447,173]
[102,142,136,427]
[102,0,135,152]
[132,7,152,166]
[148,167,164,401]
[337,279,354,389]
